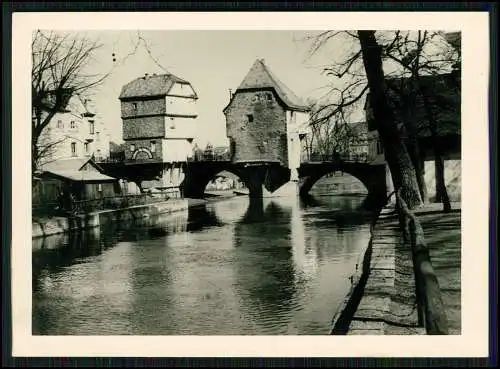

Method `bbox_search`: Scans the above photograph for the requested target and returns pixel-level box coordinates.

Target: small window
[57,120,63,129]
[266,93,273,101]
[169,117,175,129]
[89,121,95,134]
[71,142,76,156]
[150,141,156,153]
[96,132,100,141]
[130,144,135,151]
[70,121,75,129]
[97,184,102,192]
[132,103,138,112]
[84,143,89,153]
[247,114,254,123]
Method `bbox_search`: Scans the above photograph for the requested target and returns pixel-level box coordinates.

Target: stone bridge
[182,159,388,207]
[100,159,388,208]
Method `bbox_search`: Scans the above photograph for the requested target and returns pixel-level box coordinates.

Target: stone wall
[121,98,166,118]
[225,90,288,165]
[124,139,163,161]
[123,116,165,140]
[32,199,193,240]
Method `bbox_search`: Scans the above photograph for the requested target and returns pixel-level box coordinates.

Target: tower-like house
[223,59,310,181]
[119,73,198,191]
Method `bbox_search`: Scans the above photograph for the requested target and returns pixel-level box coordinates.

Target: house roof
[119,73,197,100]
[443,32,461,52]
[365,72,461,137]
[41,157,104,173]
[42,170,117,182]
[224,59,310,112]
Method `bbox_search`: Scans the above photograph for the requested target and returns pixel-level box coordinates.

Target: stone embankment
[331,201,461,335]
[32,198,207,239]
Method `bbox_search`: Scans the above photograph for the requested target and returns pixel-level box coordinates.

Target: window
[132,103,138,112]
[266,93,273,101]
[57,120,63,129]
[130,144,136,151]
[169,117,175,129]
[96,149,101,158]
[150,141,156,153]
[89,121,95,134]
[70,120,77,129]
[71,142,76,156]
[84,143,89,153]
[97,184,102,192]
[96,132,100,141]
[247,114,254,123]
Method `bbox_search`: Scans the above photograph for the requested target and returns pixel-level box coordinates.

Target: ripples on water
[32,185,374,335]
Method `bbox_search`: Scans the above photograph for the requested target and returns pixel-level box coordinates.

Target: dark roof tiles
[226,59,310,112]
[119,73,196,100]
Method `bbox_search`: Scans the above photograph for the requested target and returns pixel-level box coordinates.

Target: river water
[32,184,373,335]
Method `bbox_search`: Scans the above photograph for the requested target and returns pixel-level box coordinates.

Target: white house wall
[286,110,311,180]
[165,96,197,117]
[36,96,111,166]
[161,138,194,163]
[169,82,197,97]
[164,116,197,139]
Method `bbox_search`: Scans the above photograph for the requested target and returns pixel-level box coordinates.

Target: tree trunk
[406,135,429,203]
[358,31,423,209]
[416,80,452,212]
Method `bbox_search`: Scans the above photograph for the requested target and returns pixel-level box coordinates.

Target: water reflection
[33,189,373,335]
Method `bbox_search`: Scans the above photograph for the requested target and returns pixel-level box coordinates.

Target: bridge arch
[132,148,153,160]
[298,162,388,208]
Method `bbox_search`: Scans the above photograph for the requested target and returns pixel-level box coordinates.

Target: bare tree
[304,104,367,163]
[300,30,460,210]
[32,30,172,175]
[383,30,460,211]
[358,30,423,208]
[31,30,107,173]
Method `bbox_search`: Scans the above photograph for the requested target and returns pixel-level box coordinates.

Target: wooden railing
[396,190,449,335]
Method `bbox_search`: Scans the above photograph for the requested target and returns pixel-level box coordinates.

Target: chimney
[229,89,233,100]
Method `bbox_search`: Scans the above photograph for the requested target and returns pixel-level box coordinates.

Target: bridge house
[223,59,311,182]
[119,72,198,194]
[365,71,461,201]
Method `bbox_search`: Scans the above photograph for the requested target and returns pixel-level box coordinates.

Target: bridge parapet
[301,152,370,164]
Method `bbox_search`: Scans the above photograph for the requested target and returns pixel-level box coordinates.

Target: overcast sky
[81,30,356,147]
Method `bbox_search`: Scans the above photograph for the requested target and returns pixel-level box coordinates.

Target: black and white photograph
[10,10,490,358]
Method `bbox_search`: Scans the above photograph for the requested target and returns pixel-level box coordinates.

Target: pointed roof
[225,59,310,112]
[119,73,197,100]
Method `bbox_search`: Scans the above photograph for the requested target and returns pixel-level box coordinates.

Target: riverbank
[32,197,211,239]
[331,201,461,335]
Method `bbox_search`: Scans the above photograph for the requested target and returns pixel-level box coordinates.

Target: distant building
[119,72,199,191]
[364,72,461,200]
[36,95,111,169]
[223,59,311,181]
